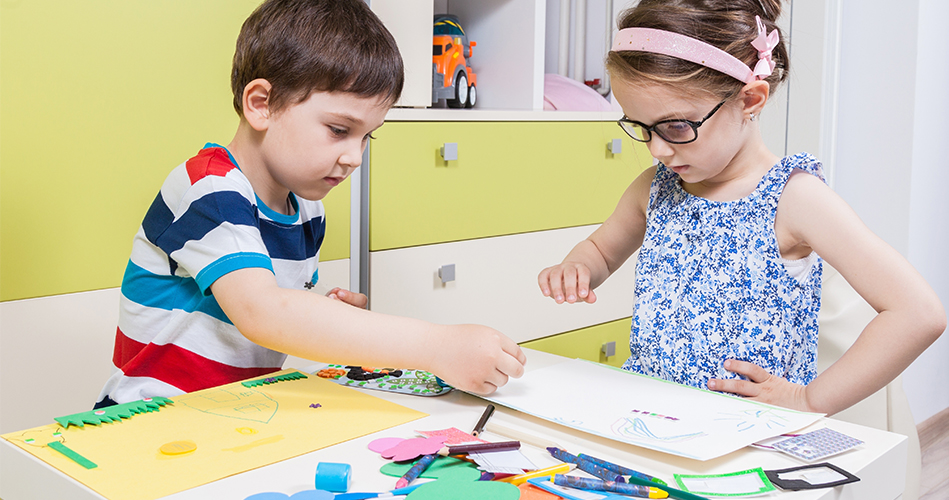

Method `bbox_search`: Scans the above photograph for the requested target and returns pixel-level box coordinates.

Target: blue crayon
[577,452,667,486]
[396,453,437,488]
[546,447,625,483]
[553,474,668,499]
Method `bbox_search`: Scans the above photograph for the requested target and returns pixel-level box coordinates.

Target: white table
[0,350,908,499]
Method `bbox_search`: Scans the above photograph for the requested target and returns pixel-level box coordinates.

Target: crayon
[395,453,437,489]
[553,474,668,499]
[546,447,625,483]
[577,452,667,485]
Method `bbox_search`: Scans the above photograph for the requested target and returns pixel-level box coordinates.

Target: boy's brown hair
[231,0,404,116]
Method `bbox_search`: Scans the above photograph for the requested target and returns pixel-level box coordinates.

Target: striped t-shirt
[97,144,325,404]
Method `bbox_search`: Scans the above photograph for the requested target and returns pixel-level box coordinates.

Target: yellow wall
[1,1,350,301]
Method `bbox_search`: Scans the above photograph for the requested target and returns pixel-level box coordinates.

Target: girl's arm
[713,171,946,414]
[210,268,528,395]
[538,166,654,304]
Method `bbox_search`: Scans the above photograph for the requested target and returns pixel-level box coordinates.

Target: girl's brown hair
[606,0,787,99]
[231,0,404,116]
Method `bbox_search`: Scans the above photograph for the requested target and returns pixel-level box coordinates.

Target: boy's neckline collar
[202,143,300,224]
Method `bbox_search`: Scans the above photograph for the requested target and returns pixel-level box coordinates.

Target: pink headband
[611,16,779,84]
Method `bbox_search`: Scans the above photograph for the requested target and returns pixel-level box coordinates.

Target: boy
[96,0,526,407]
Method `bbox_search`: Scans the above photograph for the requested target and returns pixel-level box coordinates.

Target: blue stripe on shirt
[194,252,274,294]
[153,190,259,257]
[121,260,232,323]
[259,216,325,261]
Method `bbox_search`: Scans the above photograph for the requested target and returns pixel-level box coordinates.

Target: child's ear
[740,80,770,119]
[242,78,273,131]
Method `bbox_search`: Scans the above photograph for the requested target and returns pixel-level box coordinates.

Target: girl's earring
[749,113,757,121]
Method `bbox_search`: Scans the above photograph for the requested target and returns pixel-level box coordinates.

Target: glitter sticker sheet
[2,370,426,500]
[481,359,823,461]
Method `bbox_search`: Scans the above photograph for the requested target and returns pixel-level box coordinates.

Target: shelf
[371,0,548,111]
[386,108,622,122]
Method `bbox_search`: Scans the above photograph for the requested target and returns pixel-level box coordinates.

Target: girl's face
[612,78,750,185]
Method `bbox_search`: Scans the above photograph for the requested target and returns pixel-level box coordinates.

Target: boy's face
[257,90,389,202]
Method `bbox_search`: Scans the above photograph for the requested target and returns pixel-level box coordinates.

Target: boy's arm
[538,167,652,303]
[712,172,946,414]
[210,268,527,395]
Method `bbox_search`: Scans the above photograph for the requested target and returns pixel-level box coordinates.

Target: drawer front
[368,225,636,343]
[369,121,652,251]
[519,318,633,368]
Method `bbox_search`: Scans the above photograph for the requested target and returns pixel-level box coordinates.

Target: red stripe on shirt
[118,342,281,393]
[186,147,237,185]
[113,327,147,368]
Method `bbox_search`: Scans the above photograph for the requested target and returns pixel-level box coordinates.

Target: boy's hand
[326,287,368,309]
[538,262,597,304]
[708,359,814,412]
[430,324,528,395]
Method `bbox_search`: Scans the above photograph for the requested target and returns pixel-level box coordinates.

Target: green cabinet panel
[520,317,632,368]
[369,121,652,251]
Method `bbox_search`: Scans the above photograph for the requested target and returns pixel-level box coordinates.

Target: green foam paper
[48,441,97,469]
[55,397,174,428]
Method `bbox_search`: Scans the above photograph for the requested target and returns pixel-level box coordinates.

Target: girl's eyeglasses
[617,99,728,145]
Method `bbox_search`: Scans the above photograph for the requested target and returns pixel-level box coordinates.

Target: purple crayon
[552,474,668,499]
[546,447,625,483]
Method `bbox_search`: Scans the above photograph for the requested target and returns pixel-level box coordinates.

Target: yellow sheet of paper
[2,370,427,500]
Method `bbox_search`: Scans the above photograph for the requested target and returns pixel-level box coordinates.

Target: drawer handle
[607,139,622,154]
[438,264,456,284]
[601,341,616,358]
[440,143,459,161]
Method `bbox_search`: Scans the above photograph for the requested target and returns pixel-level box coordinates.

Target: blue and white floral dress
[621,153,825,389]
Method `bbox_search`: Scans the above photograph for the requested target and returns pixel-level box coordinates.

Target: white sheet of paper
[470,449,537,474]
[482,359,823,461]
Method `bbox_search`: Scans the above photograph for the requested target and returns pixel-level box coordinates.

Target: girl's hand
[325,287,368,309]
[708,359,815,412]
[538,262,598,304]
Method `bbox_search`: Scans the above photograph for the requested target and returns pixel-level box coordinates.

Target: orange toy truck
[432,14,477,108]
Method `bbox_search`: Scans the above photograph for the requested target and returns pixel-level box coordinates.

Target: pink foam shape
[380,435,448,461]
[368,437,405,453]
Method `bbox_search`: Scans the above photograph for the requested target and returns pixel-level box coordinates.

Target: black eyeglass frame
[617,99,729,145]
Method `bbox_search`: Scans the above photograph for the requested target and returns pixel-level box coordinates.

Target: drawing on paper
[611,416,707,443]
[175,388,278,424]
[482,359,823,461]
[714,408,790,432]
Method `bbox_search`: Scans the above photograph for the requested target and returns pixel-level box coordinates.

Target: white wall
[834,0,949,424]
[904,0,949,424]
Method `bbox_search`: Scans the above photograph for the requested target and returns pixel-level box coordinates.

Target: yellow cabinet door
[520,318,632,368]
[369,121,651,251]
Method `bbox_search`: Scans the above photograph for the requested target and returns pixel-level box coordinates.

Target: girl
[538,0,944,415]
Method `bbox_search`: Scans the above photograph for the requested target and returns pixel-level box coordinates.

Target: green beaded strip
[241,370,308,388]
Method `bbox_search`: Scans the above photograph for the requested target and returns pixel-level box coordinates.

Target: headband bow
[751,15,779,80]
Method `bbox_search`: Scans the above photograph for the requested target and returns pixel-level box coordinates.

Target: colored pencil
[437,440,520,456]
[471,404,496,437]
[499,462,577,486]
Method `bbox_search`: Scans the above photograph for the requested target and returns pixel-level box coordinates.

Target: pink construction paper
[416,427,486,445]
